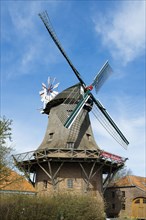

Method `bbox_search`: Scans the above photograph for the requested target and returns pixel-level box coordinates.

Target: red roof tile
[0,168,36,193]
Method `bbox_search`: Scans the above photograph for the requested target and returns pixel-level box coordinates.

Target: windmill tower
[13,11,129,197]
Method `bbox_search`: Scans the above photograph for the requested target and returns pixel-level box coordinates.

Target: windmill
[38,11,129,150]
[39,77,59,110]
[13,11,129,197]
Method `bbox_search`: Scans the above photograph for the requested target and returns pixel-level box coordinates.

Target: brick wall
[35,161,103,198]
[105,186,146,218]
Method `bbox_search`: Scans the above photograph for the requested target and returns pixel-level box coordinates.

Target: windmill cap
[43,83,82,115]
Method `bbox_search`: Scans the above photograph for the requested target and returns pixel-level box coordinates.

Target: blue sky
[1,1,145,177]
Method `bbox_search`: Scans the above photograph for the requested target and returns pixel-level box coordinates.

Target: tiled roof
[0,168,36,193]
[108,175,146,192]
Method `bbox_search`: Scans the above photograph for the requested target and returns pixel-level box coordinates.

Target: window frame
[66,142,74,149]
[67,179,73,189]
[122,203,125,210]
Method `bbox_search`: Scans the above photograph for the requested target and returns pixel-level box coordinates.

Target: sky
[1,0,145,177]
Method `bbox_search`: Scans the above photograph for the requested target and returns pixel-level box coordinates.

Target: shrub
[0,194,106,220]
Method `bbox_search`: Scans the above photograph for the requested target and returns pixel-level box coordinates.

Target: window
[67,109,73,113]
[122,191,125,197]
[67,179,73,188]
[135,199,140,204]
[86,133,91,140]
[122,203,125,210]
[43,180,47,189]
[66,142,74,149]
[143,198,146,204]
[49,133,54,140]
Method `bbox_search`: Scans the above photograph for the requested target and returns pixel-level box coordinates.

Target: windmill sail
[39,11,129,149]
[38,11,86,87]
[59,84,129,149]
[64,90,90,129]
[92,104,128,149]
[57,84,83,125]
[91,94,129,148]
[92,61,113,93]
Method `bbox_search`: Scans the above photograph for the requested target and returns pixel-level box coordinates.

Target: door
[132,198,146,219]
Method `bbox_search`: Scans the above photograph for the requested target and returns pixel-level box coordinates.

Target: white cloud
[1,1,64,78]
[93,1,145,64]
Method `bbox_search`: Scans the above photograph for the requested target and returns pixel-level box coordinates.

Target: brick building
[104,175,146,219]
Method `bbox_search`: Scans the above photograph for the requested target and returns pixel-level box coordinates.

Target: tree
[0,116,31,191]
[113,167,133,181]
[0,116,13,182]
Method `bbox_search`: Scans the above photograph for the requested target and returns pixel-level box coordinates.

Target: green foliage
[0,194,106,220]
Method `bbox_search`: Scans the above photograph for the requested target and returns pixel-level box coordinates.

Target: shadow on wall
[105,188,125,218]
